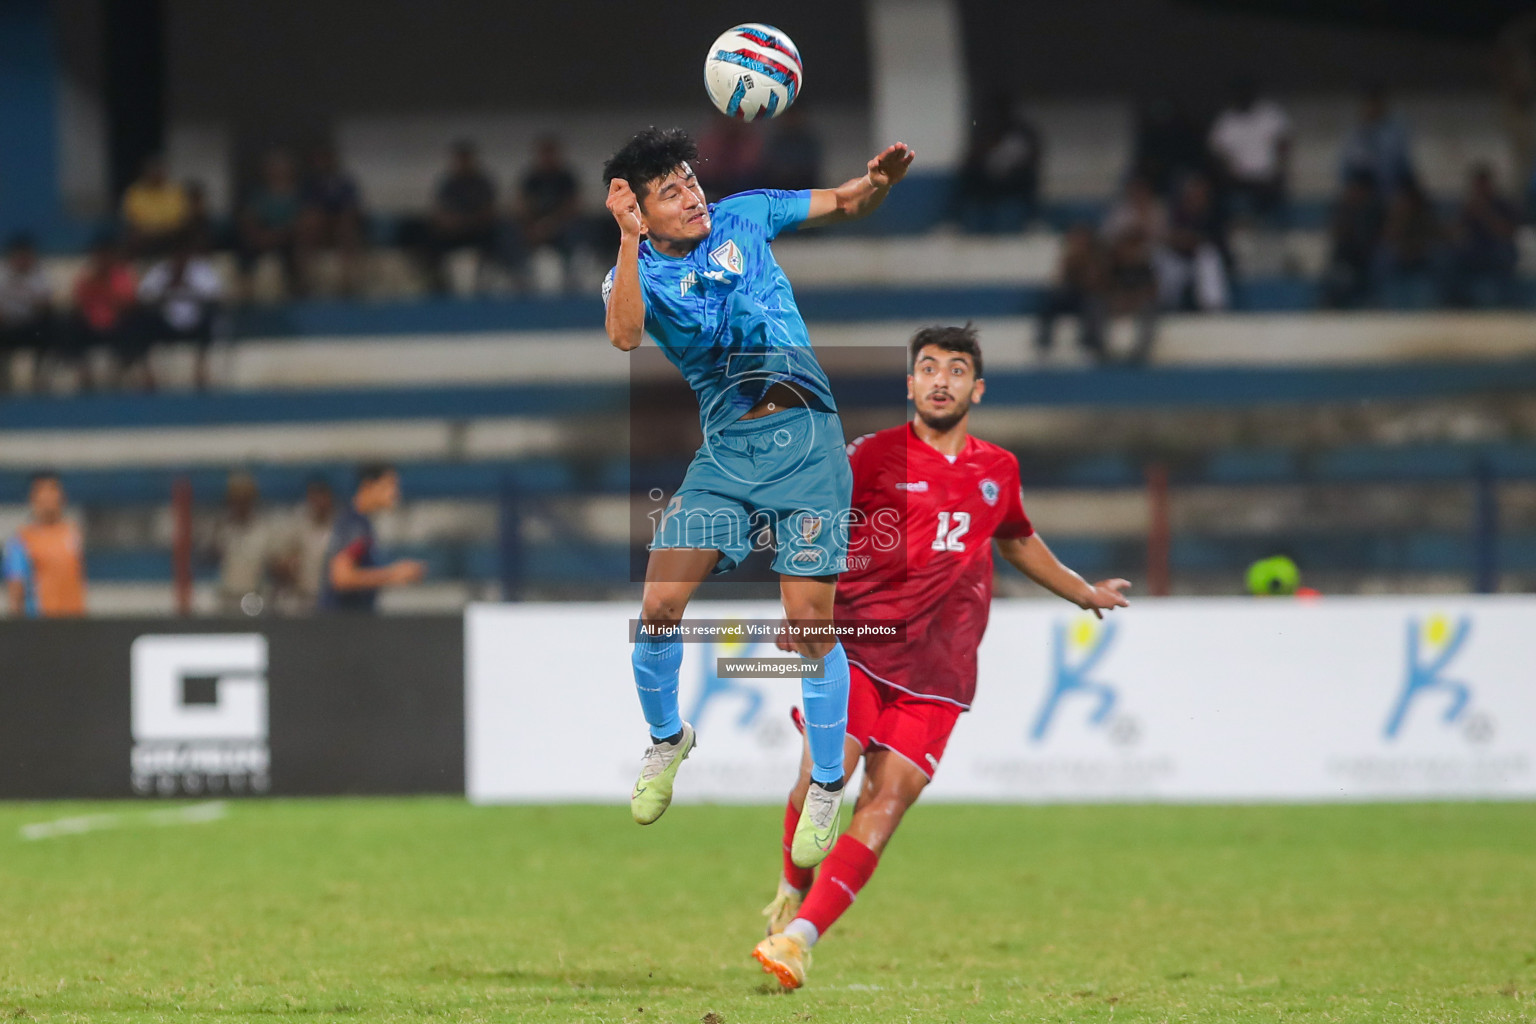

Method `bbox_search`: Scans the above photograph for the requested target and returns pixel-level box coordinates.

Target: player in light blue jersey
[603,127,913,865]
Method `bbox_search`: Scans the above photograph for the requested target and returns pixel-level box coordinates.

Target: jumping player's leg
[628,546,718,825]
[765,729,863,935]
[774,662,879,903]
[632,547,718,741]
[779,574,849,786]
[779,573,852,867]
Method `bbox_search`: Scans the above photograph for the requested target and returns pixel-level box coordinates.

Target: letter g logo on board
[131,634,268,744]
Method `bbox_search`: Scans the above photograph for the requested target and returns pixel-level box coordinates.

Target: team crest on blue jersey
[710,238,744,275]
[980,478,1001,506]
[798,513,824,543]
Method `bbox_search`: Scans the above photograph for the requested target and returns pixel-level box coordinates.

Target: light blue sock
[802,642,850,785]
[632,631,684,740]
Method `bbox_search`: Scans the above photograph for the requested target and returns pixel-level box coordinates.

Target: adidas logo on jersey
[679,271,697,296]
[895,481,929,492]
[710,239,744,275]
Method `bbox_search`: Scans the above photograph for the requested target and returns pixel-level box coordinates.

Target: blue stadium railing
[8,361,1536,432]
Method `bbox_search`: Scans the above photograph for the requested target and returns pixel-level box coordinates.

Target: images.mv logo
[130,634,270,795]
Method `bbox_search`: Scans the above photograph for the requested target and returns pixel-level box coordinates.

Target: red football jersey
[836,423,1033,708]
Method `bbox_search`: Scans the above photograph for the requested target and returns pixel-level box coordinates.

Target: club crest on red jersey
[980,478,1000,506]
[710,238,744,274]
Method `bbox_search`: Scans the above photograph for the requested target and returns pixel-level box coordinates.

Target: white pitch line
[19,801,228,841]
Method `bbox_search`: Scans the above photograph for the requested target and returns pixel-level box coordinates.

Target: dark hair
[356,462,396,487]
[28,469,61,488]
[909,323,984,379]
[6,232,37,254]
[602,127,699,203]
[304,474,333,493]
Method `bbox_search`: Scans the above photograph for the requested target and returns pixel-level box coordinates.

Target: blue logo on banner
[688,638,767,730]
[1383,615,1473,740]
[1031,619,1119,742]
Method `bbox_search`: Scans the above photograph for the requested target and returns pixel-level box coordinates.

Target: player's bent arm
[995,533,1131,618]
[802,143,915,228]
[6,578,23,616]
[605,234,645,351]
[328,550,409,592]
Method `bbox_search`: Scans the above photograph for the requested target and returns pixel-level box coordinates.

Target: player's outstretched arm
[801,143,915,228]
[996,533,1130,620]
[604,178,645,352]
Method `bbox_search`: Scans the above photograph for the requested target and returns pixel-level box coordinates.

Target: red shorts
[845,663,964,780]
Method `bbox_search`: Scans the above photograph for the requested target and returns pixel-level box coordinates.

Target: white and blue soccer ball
[704,24,802,121]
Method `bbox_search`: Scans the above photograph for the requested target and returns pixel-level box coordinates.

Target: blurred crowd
[980,82,1536,362]
[1,84,1533,389]
[0,112,825,396]
[3,466,421,619]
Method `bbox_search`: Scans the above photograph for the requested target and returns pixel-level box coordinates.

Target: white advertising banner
[466,597,1536,804]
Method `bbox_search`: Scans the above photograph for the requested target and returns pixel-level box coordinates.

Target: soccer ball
[704,24,802,121]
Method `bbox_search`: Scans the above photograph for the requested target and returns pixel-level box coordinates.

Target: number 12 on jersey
[931,511,971,552]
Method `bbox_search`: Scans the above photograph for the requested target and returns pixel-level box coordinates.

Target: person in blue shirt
[319,463,424,612]
[602,126,913,865]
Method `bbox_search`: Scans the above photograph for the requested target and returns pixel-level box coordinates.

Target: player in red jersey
[752,324,1131,989]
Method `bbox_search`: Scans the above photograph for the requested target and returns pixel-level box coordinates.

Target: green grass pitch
[2,799,1534,1022]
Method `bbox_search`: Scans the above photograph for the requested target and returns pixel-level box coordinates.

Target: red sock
[782,801,815,891]
[796,835,879,936]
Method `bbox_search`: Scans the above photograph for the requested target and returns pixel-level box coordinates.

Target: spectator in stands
[953,92,1041,233]
[696,116,766,200]
[0,233,55,395]
[237,150,305,299]
[210,471,283,617]
[1445,163,1523,307]
[181,180,217,253]
[1321,170,1386,308]
[273,476,335,616]
[1130,97,1209,198]
[298,145,366,295]
[1099,174,1168,358]
[321,463,425,613]
[417,140,499,294]
[1375,178,1446,307]
[1104,226,1160,364]
[64,234,138,392]
[3,471,86,618]
[1102,174,1169,248]
[508,136,582,291]
[762,106,823,191]
[1339,87,1416,199]
[1155,173,1231,311]
[121,155,190,258]
[135,232,224,390]
[1035,224,1110,362]
[1207,78,1291,224]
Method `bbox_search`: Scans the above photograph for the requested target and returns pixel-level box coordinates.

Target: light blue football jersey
[603,189,836,437]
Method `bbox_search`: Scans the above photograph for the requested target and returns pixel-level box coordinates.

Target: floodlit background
[2,0,1534,613]
[5,4,1536,1022]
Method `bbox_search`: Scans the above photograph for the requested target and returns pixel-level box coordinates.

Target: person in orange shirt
[4,471,87,617]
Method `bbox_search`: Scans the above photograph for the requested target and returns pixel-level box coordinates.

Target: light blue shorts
[652,407,852,577]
